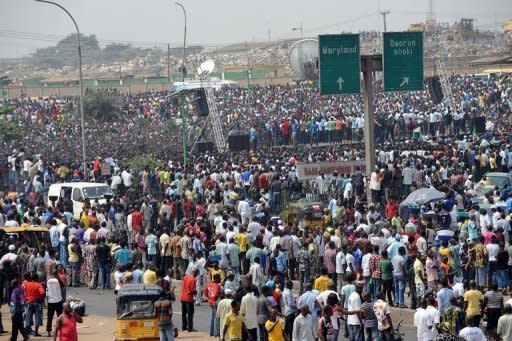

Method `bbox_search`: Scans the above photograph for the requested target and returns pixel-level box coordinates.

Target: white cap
[8,244,15,251]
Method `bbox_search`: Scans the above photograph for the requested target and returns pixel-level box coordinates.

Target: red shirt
[181,274,196,302]
[24,281,45,302]
[385,203,398,219]
[204,282,221,306]
[131,211,143,231]
[93,159,100,172]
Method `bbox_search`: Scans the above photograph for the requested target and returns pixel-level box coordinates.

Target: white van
[46,182,114,219]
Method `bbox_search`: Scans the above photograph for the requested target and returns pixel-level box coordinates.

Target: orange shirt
[204,282,221,306]
[181,274,196,302]
[132,211,143,230]
[24,281,45,302]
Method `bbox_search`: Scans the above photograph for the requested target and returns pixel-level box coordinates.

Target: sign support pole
[360,55,382,205]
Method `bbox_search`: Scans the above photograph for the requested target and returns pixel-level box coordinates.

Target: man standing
[241,287,259,341]
[222,300,247,341]
[46,271,63,337]
[414,298,434,341]
[292,305,315,341]
[160,228,172,276]
[154,291,175,341]
[204,274,222,337]
[96,237,111,290]
[346,284,363,341]
[25,273,45,336]
[181,269,198,332]
[283,280,298,340]
[53,302,83,341]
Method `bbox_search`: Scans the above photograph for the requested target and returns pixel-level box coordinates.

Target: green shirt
[381,259,393,280]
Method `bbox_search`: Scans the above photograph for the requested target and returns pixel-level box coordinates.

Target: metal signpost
[318,34,360,95]
[383,31,424,91]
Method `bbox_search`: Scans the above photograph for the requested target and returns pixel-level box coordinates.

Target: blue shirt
[114,248,133,266]
[132,269,144,284]
[298,290,320,319]
[437,287,454,315]
[276,251,287,272]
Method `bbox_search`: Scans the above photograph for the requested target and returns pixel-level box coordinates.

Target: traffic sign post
[318,34,360,95]
[383,31,423,91]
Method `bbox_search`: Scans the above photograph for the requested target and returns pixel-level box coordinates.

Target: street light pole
[35,0,87,179]
[175,2,187,170]
[175,1,187,82]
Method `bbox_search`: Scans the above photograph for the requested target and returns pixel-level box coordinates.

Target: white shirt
[361,253,372,277]
[452,282,465,298]
[46,277,63,303]
[292,314,315,341]
[487,243,500,262]
[414,308,434,341]
[336,252,345,274]
[269,236,281,252]
[345,253,355,272]
[121,170,133,187]
[459,326,487,341]
[237,200,251,217]
[347,292,362,325]
[248,263,264,287]
[240,292,259,329]
[316,290,339,306]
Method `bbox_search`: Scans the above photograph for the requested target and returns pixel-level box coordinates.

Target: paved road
[69,285,419,340]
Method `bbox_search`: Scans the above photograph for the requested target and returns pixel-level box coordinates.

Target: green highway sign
[383,31,423,92]
[319,34,360,95]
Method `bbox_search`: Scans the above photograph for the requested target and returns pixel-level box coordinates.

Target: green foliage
[0,120,25,143]
[84,88,121,121]
[121,156,164,172]
[31,33,100,68]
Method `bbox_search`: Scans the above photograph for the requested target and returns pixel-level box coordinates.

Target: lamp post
[35,0,87,179]
[175,2,187,169]
[292,23,303,38]
[175,1,187,82]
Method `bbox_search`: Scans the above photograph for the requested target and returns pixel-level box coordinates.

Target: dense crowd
[1,71,512,341]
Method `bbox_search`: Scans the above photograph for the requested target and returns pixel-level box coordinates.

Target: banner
[296,160,366,180]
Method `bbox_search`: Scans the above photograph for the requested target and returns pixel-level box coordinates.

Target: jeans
[475,267,487,288]
[46,302,63,333]
[495,269,508,288]
[393,274,405,306]
[382,279,393,305]
[272,192,281,213]
[70,261,80,286]
[371,278,381,300]
[98,262,110,289]
[25,301,42,328]
[60,242,68,266]
[364,326,379,341]
[348,324,363,341]
[181,301,194,331]
[159,325,174,341]
[379,328,394,341]
[299,269,310,294]
[209,304,219,336]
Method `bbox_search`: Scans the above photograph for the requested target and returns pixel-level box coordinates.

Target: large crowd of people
[0,71,512,341]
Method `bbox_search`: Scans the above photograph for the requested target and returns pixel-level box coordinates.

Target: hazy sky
[1,0,510,58]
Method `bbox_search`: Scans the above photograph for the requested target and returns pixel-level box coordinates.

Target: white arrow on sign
[337,77,344,90]
[400,77,409,87]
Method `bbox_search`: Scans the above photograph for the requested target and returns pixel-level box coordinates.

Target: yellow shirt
[235,233,249,252]
[314,275,331,292]
[464,289,483,316]
[81,214,90,229]
[266,319,284,341]
[224,311,244,340]
[68,244,79,263]
[143,269,157,284]
[209,267,225,282]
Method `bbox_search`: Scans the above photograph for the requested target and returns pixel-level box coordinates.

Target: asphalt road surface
[66,285,419,340]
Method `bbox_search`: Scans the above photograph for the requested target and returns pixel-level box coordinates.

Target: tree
[0,120,25,143]
[84,88,121,121]
[31,33,101,67]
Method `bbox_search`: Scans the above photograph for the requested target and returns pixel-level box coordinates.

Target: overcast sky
[1,0,510,58]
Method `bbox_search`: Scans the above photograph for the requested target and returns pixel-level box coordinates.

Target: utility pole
[167,43,170,82]
[245,41,252,114]
[267,26,271,41]
[380,10,390,32]
[175,1,187,170]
